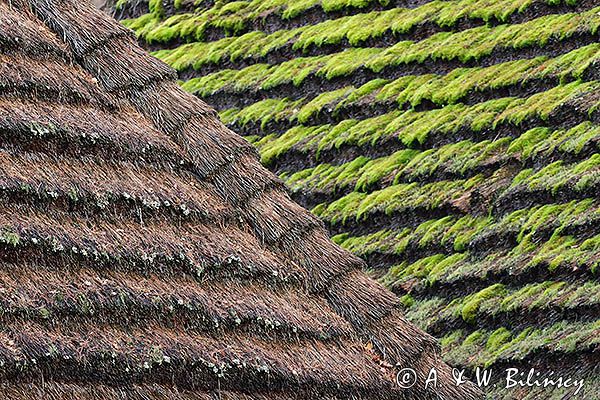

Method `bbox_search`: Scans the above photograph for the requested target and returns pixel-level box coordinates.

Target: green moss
[399,294,415,308]
[378,8,599,68]
[528,234,581,271]
[255,125,330,166]
[444,215,492,252]
[282,134,511,199]
[316,177,467,223]
[336,79,389,110]
[381,252,468,289]
[381,255,444,288]
[354,149,419,191]
[443,329,487,366]
[500,282,557,312]
[148,0,164,16]
[319,48,382,80]
[434,279,600,331]
[486,328,512,353]
[508,153,600,196]
[223,44,594,121]
[220,97,304,129]
[554,320,600,353]
[0,229,20,247]
[458,284,507,323]
[297,87,354,124]
[114,0,129,10]
[500,81,600,126]
[564,281,600,307]
[443,319,600,369]
[130,0,595,60]
[286,156,373,194]
[164,13,599,100]
[339,229,400,256]
[440,330,464,349]
[507,127,551,158]
[261,56,327,89]
[333,214,493,285]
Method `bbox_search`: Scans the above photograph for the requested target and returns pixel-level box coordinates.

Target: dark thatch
[0,1,482,399]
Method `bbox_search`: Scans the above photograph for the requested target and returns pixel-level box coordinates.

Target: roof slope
[113,0,600,398]
[0,0,481,398]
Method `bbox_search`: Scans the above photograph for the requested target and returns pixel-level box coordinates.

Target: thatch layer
[0,0,482,398]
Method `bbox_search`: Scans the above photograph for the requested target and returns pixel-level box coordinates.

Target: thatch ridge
[0,0,482,398]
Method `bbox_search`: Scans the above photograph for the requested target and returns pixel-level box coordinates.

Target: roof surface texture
[110,0,600,398]
[0,0,483,399]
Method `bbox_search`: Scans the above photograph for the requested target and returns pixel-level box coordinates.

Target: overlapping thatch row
[115,0,600,397]
[0,0,481,398]
[0,205,305,286]
[0,150,227,210]
[109,0,430,30]
[0,54,112,107]
[137,0,597,80]
[0,99,195,170]
[0,321,396,396]
[0,264,354,340]
[0,150,234,225]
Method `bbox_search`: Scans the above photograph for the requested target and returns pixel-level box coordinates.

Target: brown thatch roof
[0,1,482,398]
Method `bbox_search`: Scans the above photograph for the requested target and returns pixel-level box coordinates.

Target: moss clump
[0,229,20,247]
[486,327,512,353]
[381,252,468,289]
[457,284,507,323]
[148,0,164,16]
[507,152,600,196]
[220,97,304,130]
[255,124,331,166]
[399,294,415,308]
[297,87,354,124]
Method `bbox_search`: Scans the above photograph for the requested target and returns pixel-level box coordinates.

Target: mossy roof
[0,0,485,399]
[114,0,600,397]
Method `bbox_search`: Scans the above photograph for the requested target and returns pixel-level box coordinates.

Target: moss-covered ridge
[117,0,600,396]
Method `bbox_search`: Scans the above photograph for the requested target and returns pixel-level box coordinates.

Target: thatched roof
[0,1,481,398]
[111,0,600,397]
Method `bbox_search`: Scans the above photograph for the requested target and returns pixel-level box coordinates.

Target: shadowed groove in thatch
[0,0,483,398]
